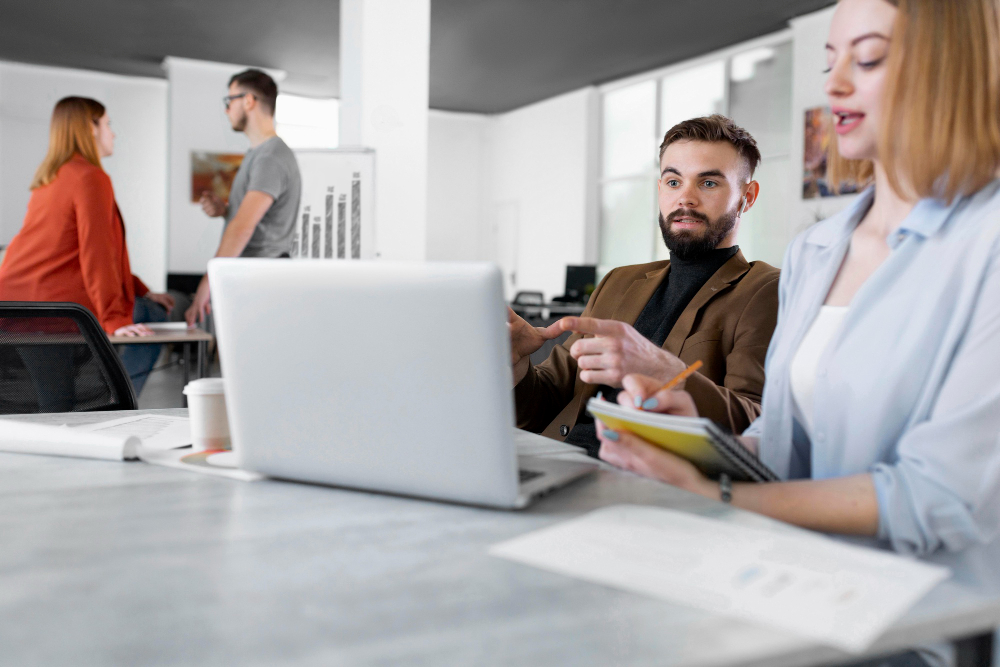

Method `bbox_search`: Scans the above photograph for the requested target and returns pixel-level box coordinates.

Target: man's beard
[659,205,739,261]
[230,112,247,132]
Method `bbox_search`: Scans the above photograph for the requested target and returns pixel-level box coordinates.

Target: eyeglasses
[223,93,250,109]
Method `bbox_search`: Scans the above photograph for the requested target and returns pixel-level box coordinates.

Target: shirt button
[560,425,570,437]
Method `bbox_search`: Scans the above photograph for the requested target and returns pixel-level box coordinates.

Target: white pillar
[340,0,430,260]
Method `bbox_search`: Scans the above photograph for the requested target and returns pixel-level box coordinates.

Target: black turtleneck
[564,245,740,457]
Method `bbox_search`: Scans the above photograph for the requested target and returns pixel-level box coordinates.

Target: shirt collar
[802,186,874,248]
[803,185,973,249]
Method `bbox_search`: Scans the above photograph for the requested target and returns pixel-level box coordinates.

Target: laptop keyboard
[519,469,544,483]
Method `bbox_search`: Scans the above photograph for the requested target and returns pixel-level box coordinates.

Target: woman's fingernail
[633,395,643,408]
[602,430,619,441]
[642,397,659,410]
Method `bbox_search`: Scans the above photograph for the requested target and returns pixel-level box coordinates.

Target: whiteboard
[292,148,376,260]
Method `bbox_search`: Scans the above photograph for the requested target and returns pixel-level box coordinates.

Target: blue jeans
[118,297,167,396]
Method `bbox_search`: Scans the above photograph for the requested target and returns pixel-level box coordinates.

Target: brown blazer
[515,250,780,438]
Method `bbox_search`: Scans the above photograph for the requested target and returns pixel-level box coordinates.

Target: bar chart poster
[291,149,375,260]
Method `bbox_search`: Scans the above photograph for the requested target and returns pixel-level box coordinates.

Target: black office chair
[512,291,545,306]
[0,302,137,414]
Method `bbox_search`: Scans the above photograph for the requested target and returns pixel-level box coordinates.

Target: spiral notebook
[586,398,778,482]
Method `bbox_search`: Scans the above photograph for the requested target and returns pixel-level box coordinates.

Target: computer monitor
[564,265,597,303]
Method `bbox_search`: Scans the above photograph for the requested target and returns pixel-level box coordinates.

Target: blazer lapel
[609,264,670,325]
[663,250,751,354]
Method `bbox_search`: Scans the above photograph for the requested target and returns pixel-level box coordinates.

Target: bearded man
[511,115,780,456]
[186,69,302,325]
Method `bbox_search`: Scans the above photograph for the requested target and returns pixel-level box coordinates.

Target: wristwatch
[719,473,733,503]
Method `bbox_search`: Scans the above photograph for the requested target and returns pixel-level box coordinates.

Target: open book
[586,397,778,482]
[0,415,192,461]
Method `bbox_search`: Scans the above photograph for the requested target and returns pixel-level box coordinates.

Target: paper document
[144,322,192,332]
[490,505,949,653]
[0,419,140,461]
[0,415,191,461]
[76,415,192,451]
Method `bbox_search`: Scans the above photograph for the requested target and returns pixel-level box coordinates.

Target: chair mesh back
[0,303,136,414]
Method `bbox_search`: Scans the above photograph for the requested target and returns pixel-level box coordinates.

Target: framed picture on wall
[190,152,244,203]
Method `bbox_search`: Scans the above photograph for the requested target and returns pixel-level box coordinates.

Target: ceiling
[0,0,833,114]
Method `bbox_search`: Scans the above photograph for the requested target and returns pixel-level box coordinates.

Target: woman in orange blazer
[0,96,174,395]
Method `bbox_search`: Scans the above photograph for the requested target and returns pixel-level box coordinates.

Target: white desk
[1,409,997,666]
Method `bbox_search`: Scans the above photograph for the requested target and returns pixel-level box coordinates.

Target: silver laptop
[208,259,595,509]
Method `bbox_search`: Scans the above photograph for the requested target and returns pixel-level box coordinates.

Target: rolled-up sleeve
[871,245,1000,556]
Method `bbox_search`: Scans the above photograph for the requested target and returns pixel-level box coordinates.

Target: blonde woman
[0,97,174,396]
[596,0,1000,662]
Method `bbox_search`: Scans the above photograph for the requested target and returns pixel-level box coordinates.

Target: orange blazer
[0,154,148,333]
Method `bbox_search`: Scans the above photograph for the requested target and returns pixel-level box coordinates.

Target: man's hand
[561,316,687,388]
[200,191,227,218]
[184,276,211,326]
[508,307,564,385]
[145,292,176,313]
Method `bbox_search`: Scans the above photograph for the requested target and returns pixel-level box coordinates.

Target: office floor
[137,346,221,409]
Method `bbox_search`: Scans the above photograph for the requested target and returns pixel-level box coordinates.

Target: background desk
[2,409,998,667]
[108,327,214,388]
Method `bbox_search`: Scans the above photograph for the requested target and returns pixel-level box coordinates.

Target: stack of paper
[490,505,949,653]
[0,414,192,461]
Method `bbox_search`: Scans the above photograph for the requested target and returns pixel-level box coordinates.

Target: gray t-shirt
[225,136,302,257]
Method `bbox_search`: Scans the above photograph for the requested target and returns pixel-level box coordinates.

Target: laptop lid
[208,259,521,507]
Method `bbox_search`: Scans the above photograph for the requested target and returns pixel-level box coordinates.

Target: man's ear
[741,180,761,214]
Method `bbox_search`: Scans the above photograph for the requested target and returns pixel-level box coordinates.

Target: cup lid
[183,378,226,396]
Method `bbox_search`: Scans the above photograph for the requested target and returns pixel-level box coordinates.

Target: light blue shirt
[745,182,1000,591]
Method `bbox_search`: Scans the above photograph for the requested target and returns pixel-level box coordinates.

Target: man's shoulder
[740,259,781,288]
[604,259,670,283]
[256,136,296,159]
[255,137,300,175]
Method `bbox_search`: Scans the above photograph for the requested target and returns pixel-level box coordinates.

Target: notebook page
[0,419,137,460]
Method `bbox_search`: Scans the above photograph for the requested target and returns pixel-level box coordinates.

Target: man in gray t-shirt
[186,69,302,325]
[225,135,300,258]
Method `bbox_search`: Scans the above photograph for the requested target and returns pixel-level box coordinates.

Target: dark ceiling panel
[0,0,834,113]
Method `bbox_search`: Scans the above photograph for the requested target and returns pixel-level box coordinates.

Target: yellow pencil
[640,360,703,409]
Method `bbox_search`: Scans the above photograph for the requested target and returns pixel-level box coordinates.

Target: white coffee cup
[183,378,231,451]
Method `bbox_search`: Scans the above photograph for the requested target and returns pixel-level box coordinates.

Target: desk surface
[107,327,214,345]
[2,409,998,667]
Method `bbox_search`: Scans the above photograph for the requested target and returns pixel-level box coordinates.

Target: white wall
[0,61,168,290]
[789,6,857,238]
[340,0,430,261]
[426,110,489,261]
[483,87,598,300]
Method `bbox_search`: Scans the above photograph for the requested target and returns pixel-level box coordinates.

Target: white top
[789,305,847,435]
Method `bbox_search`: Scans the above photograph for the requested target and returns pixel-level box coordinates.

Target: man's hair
[229,69,278,116]
[659,115,761,180]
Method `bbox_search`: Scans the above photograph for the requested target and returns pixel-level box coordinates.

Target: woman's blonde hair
[30,96,105,190]
[827,0,1000,202]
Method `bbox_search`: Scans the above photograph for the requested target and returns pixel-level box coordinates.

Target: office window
[602,81,657,179]
[601,179,657,270]
[275,94,339,149]
[729,42,793,266]
[730,44,793,154]
[660,61,726,135]
[599,37,793,270]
